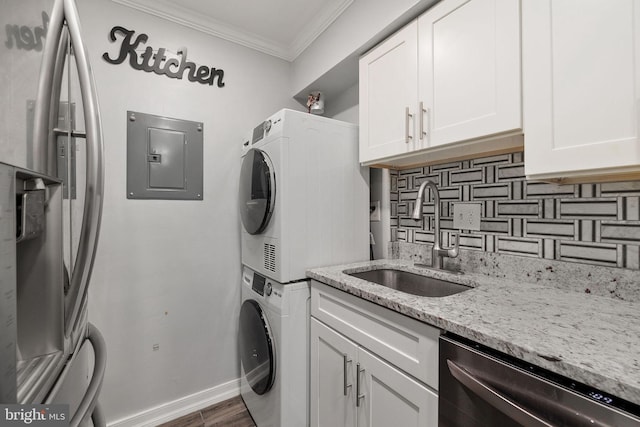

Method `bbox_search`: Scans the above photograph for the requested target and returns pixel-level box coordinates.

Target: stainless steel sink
[347,269,471,297]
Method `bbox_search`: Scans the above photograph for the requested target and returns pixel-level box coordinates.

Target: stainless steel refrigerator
[0,0,106,425]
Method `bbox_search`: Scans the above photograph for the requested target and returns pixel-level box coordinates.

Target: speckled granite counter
[307,259,640,405]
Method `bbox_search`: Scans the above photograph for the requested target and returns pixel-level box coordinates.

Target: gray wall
[78,0,300,423]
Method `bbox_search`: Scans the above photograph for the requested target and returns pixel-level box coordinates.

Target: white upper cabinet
[359,22,419,164]
[359,0,522,167]
[418,0,521,148]
[523,0,640,181]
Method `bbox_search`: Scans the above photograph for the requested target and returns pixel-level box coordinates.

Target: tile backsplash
[390,151,640,270]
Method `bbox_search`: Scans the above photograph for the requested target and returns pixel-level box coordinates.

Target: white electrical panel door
[523,0,640,180]
[418,0,521,148]
[359,20,420,164]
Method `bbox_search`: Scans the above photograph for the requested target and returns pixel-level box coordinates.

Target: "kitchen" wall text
[102,26,225,87]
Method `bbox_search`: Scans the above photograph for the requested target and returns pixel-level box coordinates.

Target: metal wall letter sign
[102,26,226,87]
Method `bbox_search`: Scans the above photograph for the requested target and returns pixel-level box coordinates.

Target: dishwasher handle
[447,359,556,427]
[447,360,616,427]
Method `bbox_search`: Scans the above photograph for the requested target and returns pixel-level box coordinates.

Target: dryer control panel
[251,111,284,145]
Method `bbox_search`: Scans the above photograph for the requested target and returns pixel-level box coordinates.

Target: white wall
[325,83,359,123]
[77,0,299,422]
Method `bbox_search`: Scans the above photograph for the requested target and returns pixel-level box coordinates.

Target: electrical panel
[126,111,203,200]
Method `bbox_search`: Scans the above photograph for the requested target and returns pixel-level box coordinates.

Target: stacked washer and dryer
[238,109,369,427]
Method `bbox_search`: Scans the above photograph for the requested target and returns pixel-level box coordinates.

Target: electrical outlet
[453,203,481,231]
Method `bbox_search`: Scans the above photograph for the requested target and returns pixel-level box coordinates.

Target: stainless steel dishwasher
[439,334,640,427]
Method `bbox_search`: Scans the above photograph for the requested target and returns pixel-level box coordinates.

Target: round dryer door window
[239,299,275,395]
[239,148,275,235]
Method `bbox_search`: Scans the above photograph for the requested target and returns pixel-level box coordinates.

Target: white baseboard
[107,379,240,427]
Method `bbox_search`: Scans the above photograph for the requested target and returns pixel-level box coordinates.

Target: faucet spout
[412,179,459,269]
[411,180,438,220]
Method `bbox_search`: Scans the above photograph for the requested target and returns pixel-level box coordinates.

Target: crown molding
[288,0,353,60]
[109,0,353,62]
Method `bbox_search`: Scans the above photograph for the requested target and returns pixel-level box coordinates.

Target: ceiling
[110,0,354,61]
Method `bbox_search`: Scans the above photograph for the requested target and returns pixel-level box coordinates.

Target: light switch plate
[453,203,481,231]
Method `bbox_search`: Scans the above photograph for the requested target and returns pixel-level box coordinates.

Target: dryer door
[239,299,276,395]
[239,148,275,235]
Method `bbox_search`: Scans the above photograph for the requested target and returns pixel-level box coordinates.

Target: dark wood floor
[158,396,255,427]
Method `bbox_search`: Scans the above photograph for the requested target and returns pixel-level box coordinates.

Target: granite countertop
[307,259,640,405]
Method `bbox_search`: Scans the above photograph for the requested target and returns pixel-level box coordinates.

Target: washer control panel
[251,273,266,296]
[248,272,281,299]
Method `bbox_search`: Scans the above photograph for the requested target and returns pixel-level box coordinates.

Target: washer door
[239,299,276,395]
[239,148,275,235]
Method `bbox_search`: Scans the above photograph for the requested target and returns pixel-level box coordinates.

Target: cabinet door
[356,347,438,427]
[310,318,357,427]
[359,20,419,164]
[418,0,521,147]
[523,0,640,179]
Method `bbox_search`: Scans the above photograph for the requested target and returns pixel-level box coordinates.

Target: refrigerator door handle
[49,28,70,175]
[32,0,65,175]
[70,323,106,427]
[62,0,105,335]
[45,323,107,427]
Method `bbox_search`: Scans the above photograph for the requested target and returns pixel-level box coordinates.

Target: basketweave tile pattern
[390,152,640,269]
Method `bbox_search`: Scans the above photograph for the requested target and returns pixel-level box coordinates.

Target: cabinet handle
[343,354,352,396]
[426,107,431,142]
[405,107,413,143]
[419,102,428,141]
[356,363,365,407]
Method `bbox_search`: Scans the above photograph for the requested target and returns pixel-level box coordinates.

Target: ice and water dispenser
[0,162,65,403]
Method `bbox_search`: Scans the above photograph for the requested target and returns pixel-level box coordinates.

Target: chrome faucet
[412,180,460,269]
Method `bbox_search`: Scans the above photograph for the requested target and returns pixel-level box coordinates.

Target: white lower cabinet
[310,281,439,427]
[311,318,356,427]
[358,347,437,427]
